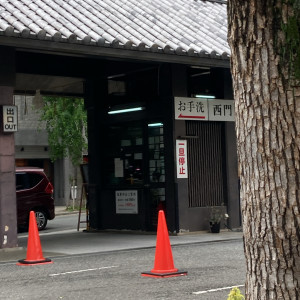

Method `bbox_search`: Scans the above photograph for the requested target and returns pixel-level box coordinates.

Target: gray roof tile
[0,0,230,59]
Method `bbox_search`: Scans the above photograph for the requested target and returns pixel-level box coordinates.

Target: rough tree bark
[227,1,300,299]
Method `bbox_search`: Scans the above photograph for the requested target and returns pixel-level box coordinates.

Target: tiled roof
[0,0,230,60]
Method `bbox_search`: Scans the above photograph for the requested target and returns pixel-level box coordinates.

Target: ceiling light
[108,107,144,114]
[195,95,216,99]
[148,122,163,127]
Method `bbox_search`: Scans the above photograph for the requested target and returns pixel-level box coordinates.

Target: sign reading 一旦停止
[176,140,188,179]
[2,105,18,132]
[116,190,138,214]
[174,97,234,122]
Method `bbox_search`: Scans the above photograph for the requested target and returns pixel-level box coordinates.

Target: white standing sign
[176,140,188,178]
[116,190,138,214]
[2,105,18,132]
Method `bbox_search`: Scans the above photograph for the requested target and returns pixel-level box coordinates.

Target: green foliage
[273,0,300,83]
[40,96,87,165]
[208,205,228,224]
[227,287,245,300]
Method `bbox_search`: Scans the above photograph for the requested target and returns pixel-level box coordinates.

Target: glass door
[102,120,166,231]
[147,122,165,230]
[104,122,145,188]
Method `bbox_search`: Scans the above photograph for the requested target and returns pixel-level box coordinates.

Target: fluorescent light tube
[148,122,163,127]
[195,95,216,99]
[108,107,144,114]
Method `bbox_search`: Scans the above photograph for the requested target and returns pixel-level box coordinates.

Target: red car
[16,167,55,230]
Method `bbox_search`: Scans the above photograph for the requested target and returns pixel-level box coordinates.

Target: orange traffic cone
[17,211,52,266]
[141,210,187,278]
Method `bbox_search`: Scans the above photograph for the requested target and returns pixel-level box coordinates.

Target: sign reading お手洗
[174,97,234,122]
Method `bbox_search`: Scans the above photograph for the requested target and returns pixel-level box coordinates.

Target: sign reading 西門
[176,140,188,178]
[174,97,234,122]
[2,105,18,132]
[207,99,234,122]
[116,190,138,214]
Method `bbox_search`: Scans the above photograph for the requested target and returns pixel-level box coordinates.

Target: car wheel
[35,210,47,230]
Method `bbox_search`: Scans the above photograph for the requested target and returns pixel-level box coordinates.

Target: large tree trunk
[227,1,300,299]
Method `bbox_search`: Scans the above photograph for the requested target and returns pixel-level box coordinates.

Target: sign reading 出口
[116,190,138,214]
[2,105,18,132]
[174,97,234,122]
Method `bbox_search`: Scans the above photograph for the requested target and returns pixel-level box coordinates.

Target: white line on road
[49,266,118,277]
[18,229,78,239]
[193,284,244,295]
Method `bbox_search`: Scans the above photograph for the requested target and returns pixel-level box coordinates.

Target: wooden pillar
[0,46,17,248]
[84,76,108,230]
[159,63,188,233]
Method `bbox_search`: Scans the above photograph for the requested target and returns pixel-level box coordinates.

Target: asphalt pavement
[0,206,243,264]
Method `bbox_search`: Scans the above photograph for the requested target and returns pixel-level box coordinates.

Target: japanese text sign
[175,98,208,120]
[208,99,234,121]
[116,190,138,214]
[176,140,188,179]
[174,97,234,122]
[2,106,18,132]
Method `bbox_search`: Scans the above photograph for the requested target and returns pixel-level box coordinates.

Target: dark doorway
[186,121,227,208]
[100,120,166,231]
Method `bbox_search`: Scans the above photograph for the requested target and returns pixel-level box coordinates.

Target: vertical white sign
[2,105,18,132]
[116,190,138,214]
[176,140,188,178]
[114,158,124,177]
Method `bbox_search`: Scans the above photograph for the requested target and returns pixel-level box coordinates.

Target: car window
[16,172,43,190]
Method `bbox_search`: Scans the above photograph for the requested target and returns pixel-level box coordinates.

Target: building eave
[0,36,230,68]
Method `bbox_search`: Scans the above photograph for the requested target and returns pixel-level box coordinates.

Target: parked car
[16,167,55,230]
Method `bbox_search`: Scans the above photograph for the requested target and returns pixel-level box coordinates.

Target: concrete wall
[0,47,18,248]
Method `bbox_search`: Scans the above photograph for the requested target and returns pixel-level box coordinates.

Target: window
[148,124,165,183]
[104,122,144,186]
[16,172,43,190]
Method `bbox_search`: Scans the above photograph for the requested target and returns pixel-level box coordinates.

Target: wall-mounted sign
[174,97,234,122]
[116,190,138,214]
[208,99,234,121]
[2,105,18,132]
[174,98,208,120]
[114,158,124,177]
[176,140,188,178]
